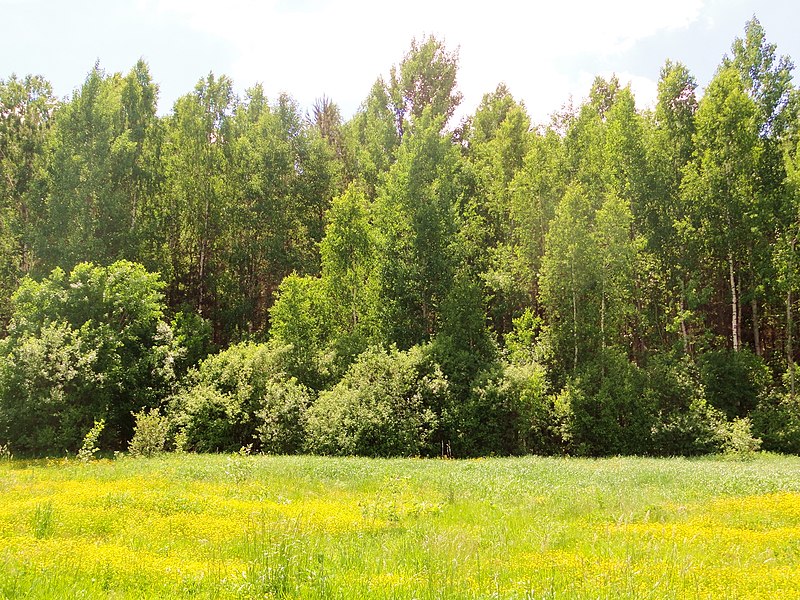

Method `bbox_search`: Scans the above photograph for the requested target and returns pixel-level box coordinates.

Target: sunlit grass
[1,454,799,598]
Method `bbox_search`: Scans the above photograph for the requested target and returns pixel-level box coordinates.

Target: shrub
[716,416,762,457]
[128,408,170,457]
[646,354,721,456]
[751,390,800,453]
[304,345,447,457]
[458,360,556,456]
[77,419,105,462]
[170,342,303,453]
[651,398,726,456]
[698,348,771,419]
[255,378,311,454]
[557,347,656,456]
[0,261,179,455]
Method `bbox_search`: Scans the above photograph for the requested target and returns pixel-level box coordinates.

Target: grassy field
[1,453,800,599]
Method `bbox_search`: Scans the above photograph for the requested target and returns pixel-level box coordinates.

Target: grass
[1,453,800,598]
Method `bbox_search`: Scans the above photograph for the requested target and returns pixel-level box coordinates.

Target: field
[1,454,800,599]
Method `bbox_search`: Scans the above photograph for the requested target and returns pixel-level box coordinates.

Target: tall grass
[1,454,799,598]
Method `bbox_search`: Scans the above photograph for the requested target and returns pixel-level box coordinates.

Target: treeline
[1,18,799,457]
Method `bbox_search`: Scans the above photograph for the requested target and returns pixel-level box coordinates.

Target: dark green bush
[646,354,720,456]
[170,342,309,453]
[304,345,447,457]
[457,360,556,456]
[0,261,179,455]
[751,391,800,453]
[558,347,656,456]
[698,348,770,419]
[256,378,311,454]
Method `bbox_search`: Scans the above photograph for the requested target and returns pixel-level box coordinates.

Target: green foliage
[698,348,771,419]
[304,345,447,457]
[460,360,556,456]
[0,261,177,454]
[171,342,304,453]
[431,270,497,400]
[128,408,170,458]
[717,417,762,457]
[373,108,462,348]
[646,354,722,456]
[77,419,105,462]
[4,23,800,458]
[170,309,215,375]
[268,274,332,389]
[255,378,311,455]
[751,390,800,453]
[557,348,656,456]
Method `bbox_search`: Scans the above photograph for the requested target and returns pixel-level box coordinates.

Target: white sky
[2,0,800,125]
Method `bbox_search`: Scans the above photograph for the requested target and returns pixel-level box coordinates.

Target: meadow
[1,453,800,599]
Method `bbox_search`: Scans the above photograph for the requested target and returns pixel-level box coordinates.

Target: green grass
[1,453,800,598]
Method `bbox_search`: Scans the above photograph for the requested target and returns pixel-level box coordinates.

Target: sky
[2,0,800,125]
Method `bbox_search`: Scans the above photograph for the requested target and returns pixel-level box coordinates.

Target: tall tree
[161,73,234,329]
[34,62,160,275]
[373,109,463,348]
[682,66,761,352]
[645,60,700,353]
[0,74,56,324]
[389,35,462,139]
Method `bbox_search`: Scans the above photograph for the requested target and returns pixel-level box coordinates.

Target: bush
[0,261,179,455]
[651,398,726,456]
[256,378,311,454]
[557,347,656,456]
[751,390,800,453]
[714,416,761,457]
[170,342,306,453]
[128,408,170,457]
[698,348,771,419]
[646,354,721,456]
[77,419,105,462]
[457,360,556,456]
[304,345,447,457]
[0,322,102,454]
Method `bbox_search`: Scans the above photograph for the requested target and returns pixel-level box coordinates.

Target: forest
[0,17,798,458]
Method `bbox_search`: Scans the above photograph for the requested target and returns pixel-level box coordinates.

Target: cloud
[137,0,704,123]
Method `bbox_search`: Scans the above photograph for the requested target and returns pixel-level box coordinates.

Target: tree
[319,183,380,352]
[161,73,234,332]
[34,62,161,275]
[462,85,534,334]
[682,66,761,352]
[645,60,700,354]
[389,35,462,139]
[373,110,463,348]
[0,74,56,325]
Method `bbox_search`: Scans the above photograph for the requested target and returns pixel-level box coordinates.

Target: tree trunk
[751,297,762,356]
[788,288,794,399]
[679,279,689,355]
[729,251,739,351]
[600,280,606,351]
[572,261,578,372]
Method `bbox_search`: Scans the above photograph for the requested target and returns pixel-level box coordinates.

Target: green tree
[682,66,761,352]
[389,35,462,139]
[161,73,234,332]
[373,110,463,348]
[0,74,56,325]
[34,62,161,274]
[645,60,700,354]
